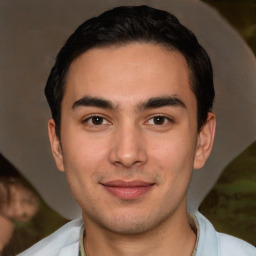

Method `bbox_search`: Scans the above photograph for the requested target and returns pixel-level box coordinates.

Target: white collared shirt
[17,212,256,256]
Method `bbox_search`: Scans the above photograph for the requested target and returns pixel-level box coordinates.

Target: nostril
[109,149,148,168]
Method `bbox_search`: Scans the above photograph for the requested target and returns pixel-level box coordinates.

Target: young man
[18,5,255,256]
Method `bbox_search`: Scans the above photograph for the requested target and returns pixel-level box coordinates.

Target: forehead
[63,43,195,108]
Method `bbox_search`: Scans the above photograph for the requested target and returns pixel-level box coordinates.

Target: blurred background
[0,0,255,255]
[199,0,256,246]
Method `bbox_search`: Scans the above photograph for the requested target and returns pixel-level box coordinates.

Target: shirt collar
[78,214,200,256]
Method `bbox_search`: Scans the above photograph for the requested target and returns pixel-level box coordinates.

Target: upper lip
[101,180,155,187]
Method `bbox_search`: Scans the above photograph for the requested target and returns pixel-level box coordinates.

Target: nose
[108,123,148,168]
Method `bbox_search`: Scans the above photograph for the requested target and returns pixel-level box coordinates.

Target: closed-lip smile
[100,180,155,199]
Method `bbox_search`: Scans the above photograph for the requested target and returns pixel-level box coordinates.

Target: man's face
[49,43,213,234]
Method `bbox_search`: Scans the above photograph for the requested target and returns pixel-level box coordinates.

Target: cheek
[61,132,111,198]
[149,133,196,181]
[62,128,110,171]
[151,132,195,162]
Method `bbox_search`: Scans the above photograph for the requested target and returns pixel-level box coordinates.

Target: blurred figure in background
[0,160,39,255]
[0,176,39,222]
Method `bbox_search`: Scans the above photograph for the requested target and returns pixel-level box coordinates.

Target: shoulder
[216,232,256,256]
[17,219,83,256]
[193,211,256,256]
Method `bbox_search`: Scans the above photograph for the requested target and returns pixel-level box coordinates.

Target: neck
[83,207,196,256]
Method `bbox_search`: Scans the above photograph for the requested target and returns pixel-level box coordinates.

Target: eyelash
[82,115,111,126]
[82,114,173,127]
[146,115,173,126]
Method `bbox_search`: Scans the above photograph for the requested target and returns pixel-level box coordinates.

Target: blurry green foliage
[199,142,256,245]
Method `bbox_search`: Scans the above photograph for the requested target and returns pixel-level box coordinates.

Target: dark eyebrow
[72,96,117,110]
[72,96,185,111]
[139,96,186,110]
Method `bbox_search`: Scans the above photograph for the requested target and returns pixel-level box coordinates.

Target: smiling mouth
[100,180,155,200]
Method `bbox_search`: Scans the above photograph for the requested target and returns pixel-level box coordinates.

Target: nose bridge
[109,118,147,167]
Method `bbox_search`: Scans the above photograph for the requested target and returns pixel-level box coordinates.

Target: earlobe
[193,112,216,169]
[48,119,65,172]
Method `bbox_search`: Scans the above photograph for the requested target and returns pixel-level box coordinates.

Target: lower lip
[103,185,154,199]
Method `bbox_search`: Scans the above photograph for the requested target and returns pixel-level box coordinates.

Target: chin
[103,220,157,235]
[87,209,170,235]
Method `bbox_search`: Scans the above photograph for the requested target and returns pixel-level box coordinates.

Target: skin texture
[48,43,216,256]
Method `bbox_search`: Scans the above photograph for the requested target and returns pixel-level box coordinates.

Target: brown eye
[91,116,104,125]
[147,116,169,125]
[84,116,110,126]
[153,116,166,125]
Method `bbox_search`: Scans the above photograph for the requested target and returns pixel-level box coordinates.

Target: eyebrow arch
[72,96,117,110]
[72,95,186,111]
[139,96,186,110]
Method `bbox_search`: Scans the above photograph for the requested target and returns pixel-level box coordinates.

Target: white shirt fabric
[17,212,256,256]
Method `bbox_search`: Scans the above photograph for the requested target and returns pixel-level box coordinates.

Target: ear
[48,119,65,172]
[193,112,216,169]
